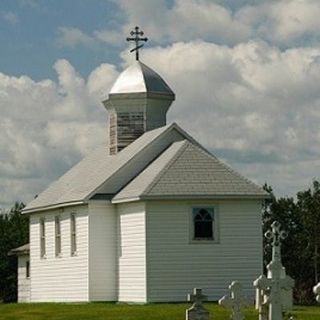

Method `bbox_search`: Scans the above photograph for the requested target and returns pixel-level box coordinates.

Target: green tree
[262,184,314,304]
[0,202,28,302]
[297,180,320,285]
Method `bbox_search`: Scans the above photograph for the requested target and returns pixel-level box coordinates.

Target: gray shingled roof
[23,123,197,213]
[23,122,268,213]
[113,140,268,203]
[23,124,178,213]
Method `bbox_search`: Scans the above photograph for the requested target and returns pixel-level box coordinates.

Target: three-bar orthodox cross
[126,26,148,61]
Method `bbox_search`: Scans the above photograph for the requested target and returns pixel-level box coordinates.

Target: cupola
[102,27,175,155]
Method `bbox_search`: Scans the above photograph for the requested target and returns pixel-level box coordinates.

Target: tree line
[0,181,319,303]
[0,202,28,302]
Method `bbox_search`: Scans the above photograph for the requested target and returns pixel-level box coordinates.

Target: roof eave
[112,193,270,204]
[22,200,87,214]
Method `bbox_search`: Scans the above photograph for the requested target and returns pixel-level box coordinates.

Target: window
[40,218,46,257]
[192,207,215,240]
[70,213,77,255]
[26,260,30,278]
[55,216,61,256]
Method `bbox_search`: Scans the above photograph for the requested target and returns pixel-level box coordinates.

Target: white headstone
[253,221,294,320]
[186,288,209,320]
[314,283,320,303]
[219,281,249,320]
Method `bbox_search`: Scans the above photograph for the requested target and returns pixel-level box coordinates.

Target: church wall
[17,255,30,302]
[88,200,117,301]
[117,202,147,302]
[29,205,89,302]
[145,199,263,302]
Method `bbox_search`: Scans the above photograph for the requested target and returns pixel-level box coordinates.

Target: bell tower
[102,27,175,155]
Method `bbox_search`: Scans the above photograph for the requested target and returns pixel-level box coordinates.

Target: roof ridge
[143,140,190,195]
[188,142,266,194]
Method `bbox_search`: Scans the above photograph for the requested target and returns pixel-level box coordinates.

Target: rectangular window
[192,207,215,240]
[71,213,77,255]
[40,218,46,258]
[55,216,61,256]
[26,260,30,278]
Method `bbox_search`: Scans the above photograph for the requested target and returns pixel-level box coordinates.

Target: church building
[14,29,268,303]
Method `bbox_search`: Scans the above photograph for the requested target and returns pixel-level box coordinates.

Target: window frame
[40,218,46,258]
[70,213,77,256]
[55,216,62,257]
[189,205,219,244]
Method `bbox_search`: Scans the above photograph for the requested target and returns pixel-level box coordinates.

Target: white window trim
[189,205,220,244]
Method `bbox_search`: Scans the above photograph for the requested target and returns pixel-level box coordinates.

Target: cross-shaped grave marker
[186,288,209,320]
[254,221,294,320]
[314,283,320,303]
[219,281,249,320]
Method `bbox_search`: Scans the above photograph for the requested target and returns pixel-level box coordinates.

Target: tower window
[192,207,215,240]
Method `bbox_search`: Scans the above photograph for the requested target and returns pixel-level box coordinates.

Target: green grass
[0,303,319,320]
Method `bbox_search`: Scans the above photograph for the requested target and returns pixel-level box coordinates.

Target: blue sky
[2,0,320,208]
[0,0,124,79]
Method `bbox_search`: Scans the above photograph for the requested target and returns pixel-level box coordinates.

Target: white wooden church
[12,36,268,303]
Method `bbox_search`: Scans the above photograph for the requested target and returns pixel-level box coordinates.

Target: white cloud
[116,0,320,47]
[0,60,118,208]
[117,0,251,45]
[56,27,95,48]
[135,40,320,196]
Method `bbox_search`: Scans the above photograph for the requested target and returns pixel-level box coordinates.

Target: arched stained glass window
[193,207,214,239]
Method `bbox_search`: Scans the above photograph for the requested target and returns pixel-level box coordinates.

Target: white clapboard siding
[17,255,31,302]
[146,200,263,302]
[117,202,146,302]
[88,201,117,301]
[30,205,89,302]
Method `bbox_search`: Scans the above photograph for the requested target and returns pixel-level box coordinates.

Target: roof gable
[112,140,268,203]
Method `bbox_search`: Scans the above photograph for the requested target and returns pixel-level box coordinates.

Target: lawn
[0,303,319,320]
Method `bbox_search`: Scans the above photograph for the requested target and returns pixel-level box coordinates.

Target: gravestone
[253,221,294,320]
[186,288,209,320]
[219,281,249,320]
[314,283,320,303]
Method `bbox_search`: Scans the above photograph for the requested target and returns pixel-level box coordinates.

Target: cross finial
[126,26,148,61]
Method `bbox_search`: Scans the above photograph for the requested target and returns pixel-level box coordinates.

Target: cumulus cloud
[135,40,320,196]
[0,60,118,207]
[237,0,320,45]
[116,0,320,47]
[3,0,320,207]
[56,27,95,48]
